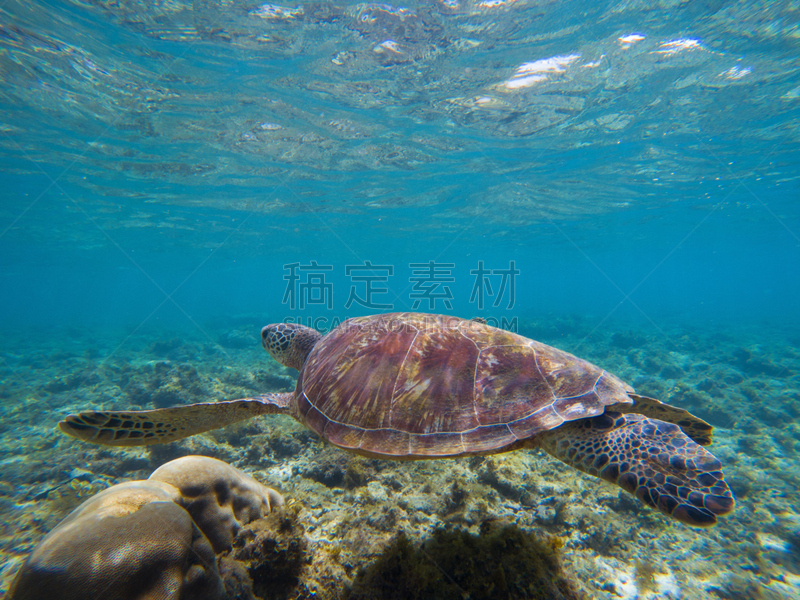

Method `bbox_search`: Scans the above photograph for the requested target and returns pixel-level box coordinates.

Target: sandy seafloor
[1,315,799,600]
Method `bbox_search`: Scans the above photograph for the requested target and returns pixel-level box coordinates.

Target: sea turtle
[60,312,734,527]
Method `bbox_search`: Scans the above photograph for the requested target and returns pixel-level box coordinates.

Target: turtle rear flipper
[59,393,292,447]
[608,394,713,446]
[539,412,734,527]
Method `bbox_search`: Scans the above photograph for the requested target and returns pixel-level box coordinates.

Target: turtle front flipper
[59,393,293,447]
[538,412,735,527]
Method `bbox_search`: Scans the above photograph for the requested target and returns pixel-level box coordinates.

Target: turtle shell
[295,313,633,459]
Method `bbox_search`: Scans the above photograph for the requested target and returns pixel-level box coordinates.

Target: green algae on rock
[346,523,580,600]
[229,507,309,600]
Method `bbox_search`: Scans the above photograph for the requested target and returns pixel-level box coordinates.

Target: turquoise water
[1,0,799,598]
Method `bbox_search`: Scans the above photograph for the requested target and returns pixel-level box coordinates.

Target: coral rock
[149,455,284,553]
[8,480,224,600]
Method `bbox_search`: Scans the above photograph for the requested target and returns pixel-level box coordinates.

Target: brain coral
[149,455,285,553]
[8,456,284,600]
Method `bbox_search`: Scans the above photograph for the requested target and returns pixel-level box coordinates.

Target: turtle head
[261,323,323,371]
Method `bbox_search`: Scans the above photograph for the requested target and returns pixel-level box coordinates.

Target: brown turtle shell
[295,313,633,459]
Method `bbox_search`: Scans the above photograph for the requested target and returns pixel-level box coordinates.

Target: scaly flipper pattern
[608,394,714,446]
[59,393,293,447]
[538,412,734,526]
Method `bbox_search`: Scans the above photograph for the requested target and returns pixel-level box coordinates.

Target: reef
[1,317,799,599]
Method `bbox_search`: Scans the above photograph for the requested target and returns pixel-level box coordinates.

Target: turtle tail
[59,393,293,447]
[538,412,734,527]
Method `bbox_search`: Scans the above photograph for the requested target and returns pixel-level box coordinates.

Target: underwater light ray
[384,113,578,304]
[573,202,725,351]
[0,0,239,243]
[691,127,800,246]
[0,348,31,391]
[375,42,660,323]
[0,0,285,370]
[578,120,800,354]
